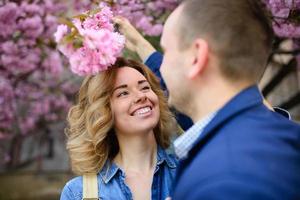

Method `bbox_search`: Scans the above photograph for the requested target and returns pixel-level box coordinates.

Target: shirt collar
[174,112,217,159]
[156,145,177,168]
[100,146,176,184]
[100,161,120,184]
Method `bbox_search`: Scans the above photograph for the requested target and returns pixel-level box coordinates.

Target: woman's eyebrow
[113,84,127,93]
[113,80,148,92]
[138,80,148,85]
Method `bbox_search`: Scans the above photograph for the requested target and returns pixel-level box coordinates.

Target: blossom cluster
[263,0,300,69]
[72,0,179,36]
[0,1,78,141]
[263,0,300,38]
[0,1,64,76]
[112,0,178,36]
[55,4,125,76]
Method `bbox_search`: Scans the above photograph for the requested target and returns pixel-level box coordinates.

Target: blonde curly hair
[66,58,176,175]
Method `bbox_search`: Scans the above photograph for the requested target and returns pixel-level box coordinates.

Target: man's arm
[113,16,155,62]
[113,16,165,86]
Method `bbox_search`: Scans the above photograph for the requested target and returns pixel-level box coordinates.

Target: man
[117,0,299,199]
[159,0,300,199]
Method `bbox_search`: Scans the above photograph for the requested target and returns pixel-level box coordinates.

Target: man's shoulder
[212,105,300,151]
[178,104,300,172]
[219,103,299,132]
[175,120,300,199]
[177,105,300,183]
[205,86,296,134]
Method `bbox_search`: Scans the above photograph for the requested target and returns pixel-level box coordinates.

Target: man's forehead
[161,5,183,47]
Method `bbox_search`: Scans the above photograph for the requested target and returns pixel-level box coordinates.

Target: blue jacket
[172,86,300,200]
[60,146,178,200]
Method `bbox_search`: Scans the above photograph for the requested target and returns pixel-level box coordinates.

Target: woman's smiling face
[110,66,160,135]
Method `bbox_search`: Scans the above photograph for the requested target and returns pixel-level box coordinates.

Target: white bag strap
[83,173,98,200]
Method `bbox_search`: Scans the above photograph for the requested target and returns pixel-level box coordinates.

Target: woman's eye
[142,86,150,91]
[117,91,128,97]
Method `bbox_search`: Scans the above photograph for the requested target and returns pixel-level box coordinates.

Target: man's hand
[113,16,156,61]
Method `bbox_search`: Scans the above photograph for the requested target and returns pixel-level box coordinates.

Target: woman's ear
[187,39,209,79]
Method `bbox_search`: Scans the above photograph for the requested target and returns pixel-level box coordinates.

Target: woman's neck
[114,131,157,172]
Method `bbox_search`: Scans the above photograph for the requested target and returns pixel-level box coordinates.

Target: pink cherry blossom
[0,2,19,38]
[263,0,300,38]
[72,0,179,36]
[54,24,68,43]
[0,0,79,168]
[55,4,125,76]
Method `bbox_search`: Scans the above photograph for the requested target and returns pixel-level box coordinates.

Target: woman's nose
[132,91,147,105]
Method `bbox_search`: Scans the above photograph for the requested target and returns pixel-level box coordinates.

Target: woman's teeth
[133,107,151,116]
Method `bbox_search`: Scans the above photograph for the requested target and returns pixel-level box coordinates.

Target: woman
[60,58,178,200]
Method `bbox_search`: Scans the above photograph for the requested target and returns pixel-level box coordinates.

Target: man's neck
[188,81,253,122]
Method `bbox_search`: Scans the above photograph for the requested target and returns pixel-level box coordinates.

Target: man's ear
[187,39,209,79]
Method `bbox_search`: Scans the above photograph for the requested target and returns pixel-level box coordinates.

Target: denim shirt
[60,146,178,200]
